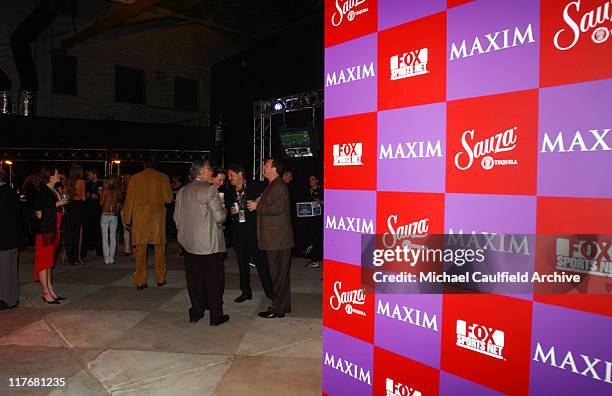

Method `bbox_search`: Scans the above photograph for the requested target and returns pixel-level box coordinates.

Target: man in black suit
[0,168,24,310]
[226,164,274,302]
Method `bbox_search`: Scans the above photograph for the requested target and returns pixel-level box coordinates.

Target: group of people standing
[0,164,129,306]
[1,156,302,328]
[174,158,294,325]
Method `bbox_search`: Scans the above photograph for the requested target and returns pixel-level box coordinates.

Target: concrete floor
[0,243,322,395]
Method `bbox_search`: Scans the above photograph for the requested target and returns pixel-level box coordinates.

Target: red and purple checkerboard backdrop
[322,0,611,394]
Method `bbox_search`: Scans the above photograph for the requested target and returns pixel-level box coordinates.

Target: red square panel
[375,191,445,274]
[446,90,538,195]
[447,0,474,8]
[540,0,612,87]
[534,196,612,317]
[374,347,440,396]
[378,12,446,110]
[324,112,377,190]
[325,0,378,48]
[441,294,532,395]
[323,260,375,343]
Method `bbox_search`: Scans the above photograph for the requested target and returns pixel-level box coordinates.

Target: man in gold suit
[123,156,172,290]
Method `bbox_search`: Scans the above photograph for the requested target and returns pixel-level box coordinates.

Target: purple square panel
[323,327,373,395]
[324,189,376,266]
[378,0,446,31]
[378,102,446,192]
[538,79,612,198]
[530,303,612,394]
[374,293,443,368]
[447,0,540,100]
[325,33,377,119]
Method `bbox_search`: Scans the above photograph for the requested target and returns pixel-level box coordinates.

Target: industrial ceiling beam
[62,0,163,49]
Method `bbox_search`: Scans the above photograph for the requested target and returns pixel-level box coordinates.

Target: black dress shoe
[189,313,204,323]
[136,284,148,291]
[157,282,166,287]
[258,311,285,319]
[210,314,230,326]
[234,294,252,303]
[54,296,67,301]
[267,306,291,314]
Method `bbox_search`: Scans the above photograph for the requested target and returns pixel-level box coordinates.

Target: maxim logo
[447,229,531,256]
[456,320,505,360]
[382,215,429,249]
[331,0,369,27]
[386,378,422,396]
[325,216,375,234]
[390,48,429,80]
[449,24,535,60]
[533,343,612,384]
[324,353,372,385]
[554,0,612,51]
[379,140,443,160]
[377,300,439,331]
[333,143,363,166]
[555,237,612,277]
[329,281,367,316]
[541,129,610,153]
[326,62,375,87]
[454,127,518,171]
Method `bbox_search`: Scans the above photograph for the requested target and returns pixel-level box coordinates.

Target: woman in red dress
[34,167,69,304]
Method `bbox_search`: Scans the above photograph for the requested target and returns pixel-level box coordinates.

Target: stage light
[273,100,284,111]
[112,160,121,164]
[5,160,13,165]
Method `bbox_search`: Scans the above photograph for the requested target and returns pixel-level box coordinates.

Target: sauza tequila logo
[454,127,519,171]
[554,0,612,50]
[331,0,369,27]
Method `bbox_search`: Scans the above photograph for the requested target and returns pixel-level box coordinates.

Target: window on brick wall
[174,77,199,111]
[52,52,78,95]
[115,65,145,104]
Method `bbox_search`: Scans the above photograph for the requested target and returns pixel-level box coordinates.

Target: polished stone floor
[0,243,322,395]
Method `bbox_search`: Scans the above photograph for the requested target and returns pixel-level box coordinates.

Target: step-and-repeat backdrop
[323,1,611,395]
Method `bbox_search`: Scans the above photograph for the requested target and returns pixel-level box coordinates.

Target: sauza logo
[450,24,535,60]
[554,0,612,51]
[331,0,369,27]
[540,129,610,153]
[386,378,422,396]
[326,62,375,87]
[390,48,429,80]
[454,127,518,171]
[382,215,429,250]
[456,320,505,360]
[333,143,363,166]
[555,237,612,277]
[533,343,612,384]
[329,281,367,316]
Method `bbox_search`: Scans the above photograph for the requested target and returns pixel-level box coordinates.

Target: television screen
[279,128,315,158]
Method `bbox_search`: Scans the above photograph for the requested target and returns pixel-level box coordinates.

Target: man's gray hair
[190,159,211,178]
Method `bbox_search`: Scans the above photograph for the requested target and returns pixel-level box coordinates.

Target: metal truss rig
[0,147,210,176]
[252,89,323,181]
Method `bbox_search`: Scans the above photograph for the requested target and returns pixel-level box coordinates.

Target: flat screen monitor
[279,128,316,158]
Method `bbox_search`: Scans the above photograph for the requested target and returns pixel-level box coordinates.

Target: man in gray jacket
[174,159,229,326]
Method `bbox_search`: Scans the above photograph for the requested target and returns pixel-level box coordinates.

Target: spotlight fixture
[273,100,284,112]
[112,160,121,164]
